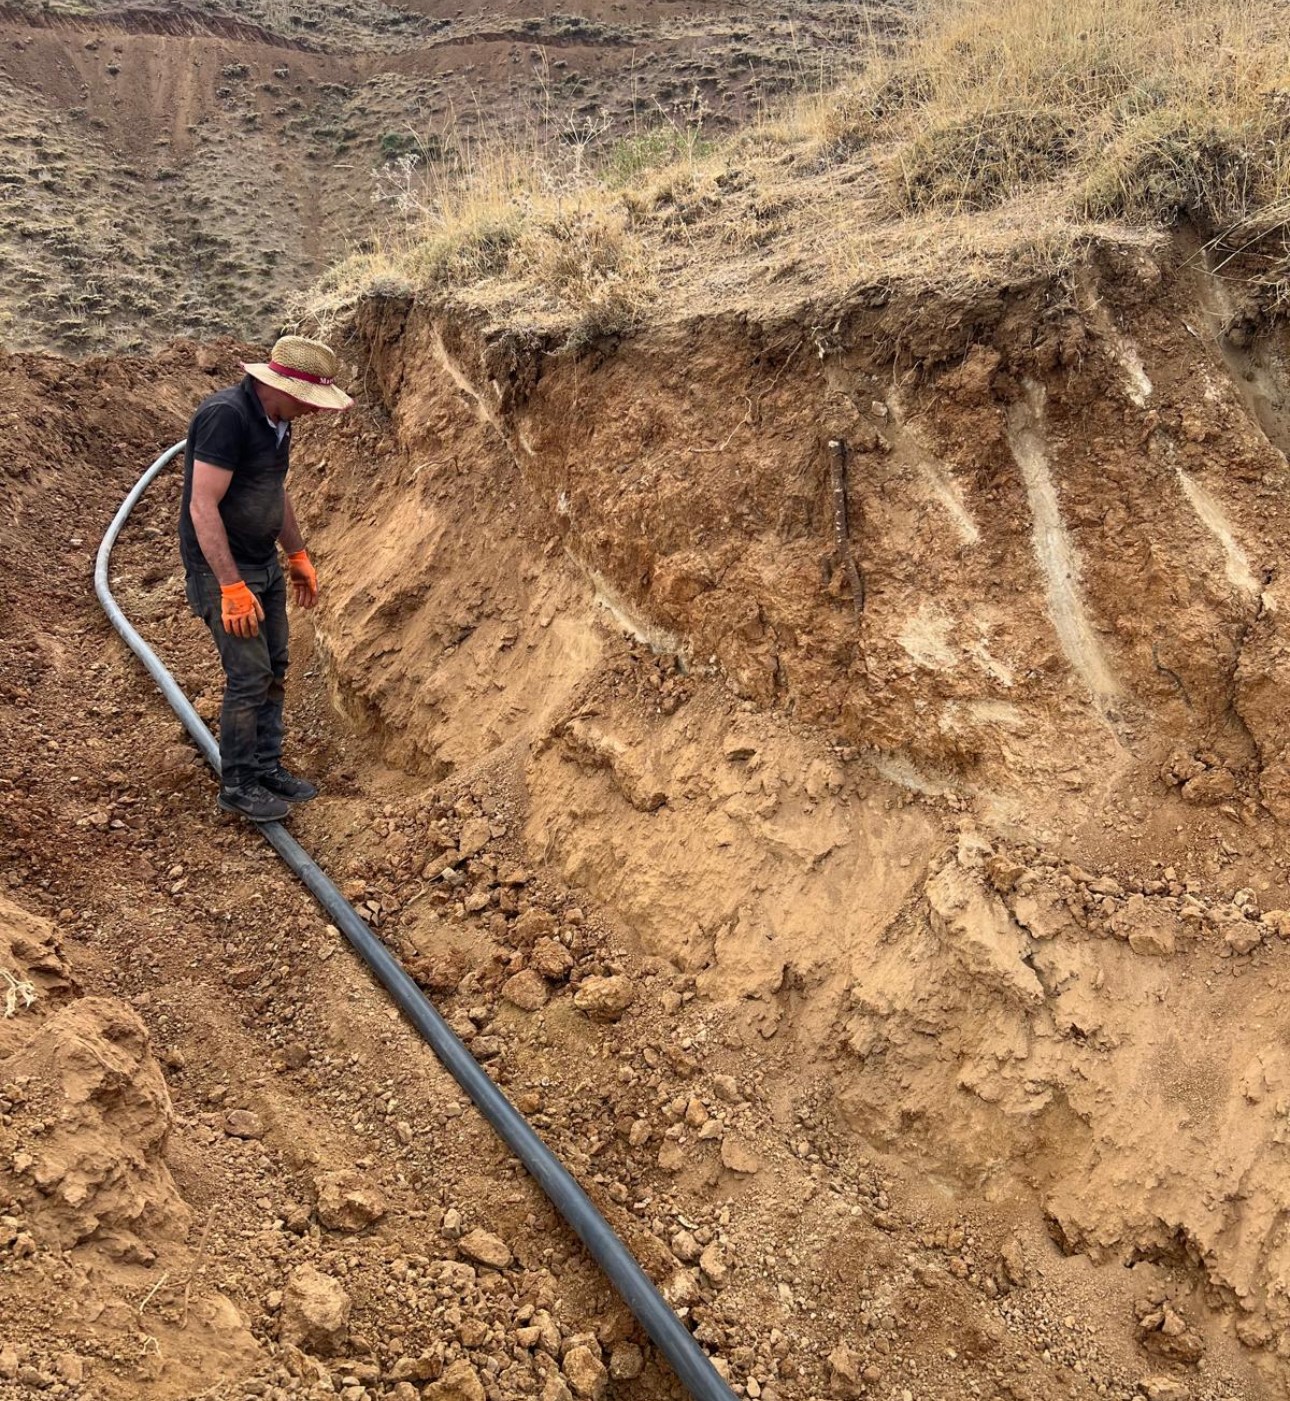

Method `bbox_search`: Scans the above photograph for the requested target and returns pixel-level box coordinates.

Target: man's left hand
[287,549,319,609]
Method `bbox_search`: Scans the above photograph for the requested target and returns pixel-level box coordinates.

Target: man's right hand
[220,581,265,638]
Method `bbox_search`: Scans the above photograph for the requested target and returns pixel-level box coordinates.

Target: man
[179,335,353,822]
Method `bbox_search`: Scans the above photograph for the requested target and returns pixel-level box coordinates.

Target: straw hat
[242,335,353,412]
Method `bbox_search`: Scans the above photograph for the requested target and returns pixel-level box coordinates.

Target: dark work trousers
[185,564,289,791]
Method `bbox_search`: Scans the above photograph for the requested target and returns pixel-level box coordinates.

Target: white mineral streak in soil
[1007,380,1119,706]
[883,394,981,545]
[582,560,686,658]
[897,602,959,670]
[1111,335,1153,407]
[1081,288,1153,406]
[1175,469,1260,598]
[429,323,507,439]
[917,459,981,545]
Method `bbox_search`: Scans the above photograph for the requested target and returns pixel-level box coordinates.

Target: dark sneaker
[218,782,290,823]
[259,766,319,803]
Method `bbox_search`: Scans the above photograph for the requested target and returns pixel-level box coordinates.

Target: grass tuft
[303,0,1290,336]
[835,0,1290,234]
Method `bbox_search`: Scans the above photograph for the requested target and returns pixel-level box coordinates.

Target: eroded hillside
[0,0,874,354]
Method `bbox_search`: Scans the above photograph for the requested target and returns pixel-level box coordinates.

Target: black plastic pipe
[96,441,737,1401]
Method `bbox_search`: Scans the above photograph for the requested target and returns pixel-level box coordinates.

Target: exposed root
[828,437,866,616]
[2,967,36,1018]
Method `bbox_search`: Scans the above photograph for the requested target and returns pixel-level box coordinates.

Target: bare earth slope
[286,229,1290,1398]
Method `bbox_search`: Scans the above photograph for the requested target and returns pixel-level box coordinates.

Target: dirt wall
[289,234,1290,1394]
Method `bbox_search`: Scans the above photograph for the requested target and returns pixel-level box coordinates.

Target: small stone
[671,1229,701,1263]
[423,1358,486,1401]
[1000,1236,1027,1287]
[224,1109,265,1139]
[657,1141,685,1173]
[1181,768,1238,805]
[1129,922,1177,958]
[514,909,558,944]
[609,1342,644,1381]
[283,1042,311,1070]
[1225,921,1264,956]
[458,1317,488,1347]
[458,819,492,859]
[0,1346,19,1381]
[1139,1378,1191,1401]
[712,1074,739,1102]
[441,1207,463,1238]
[54,1353,83,1384]
[563,1344,608,1400]
[1261,908,1290,938]
[542,1375,574,1401]
[531,937,575,981]
[573,975,635,1022]
[279,1264,351,1356]
[699,1242,729,1285]
[501,969,549,1012]
[314,1171,388,1232]
[720,1137,761,1175]
[827,1344,864,1399]
[458,1227,512,1270]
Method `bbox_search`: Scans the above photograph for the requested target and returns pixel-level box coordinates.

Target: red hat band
[268,359,334,387]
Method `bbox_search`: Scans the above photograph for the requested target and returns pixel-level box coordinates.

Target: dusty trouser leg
[186,570,276,791]
[252,565,289,778]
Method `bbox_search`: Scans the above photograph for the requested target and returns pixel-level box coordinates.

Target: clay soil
[5,239,1290,1401]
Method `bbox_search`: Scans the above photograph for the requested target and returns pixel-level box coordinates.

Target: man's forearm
[279,493,306,555]
[190,503,241,585]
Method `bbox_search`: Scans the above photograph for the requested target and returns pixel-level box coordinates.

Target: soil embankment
[289,231,1290,1397]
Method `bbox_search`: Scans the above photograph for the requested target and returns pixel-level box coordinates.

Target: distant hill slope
[0,0,876,354]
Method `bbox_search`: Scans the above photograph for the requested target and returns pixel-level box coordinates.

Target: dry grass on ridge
[303,0,1290,339]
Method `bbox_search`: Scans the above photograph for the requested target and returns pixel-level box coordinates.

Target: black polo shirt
[179,375,292,576]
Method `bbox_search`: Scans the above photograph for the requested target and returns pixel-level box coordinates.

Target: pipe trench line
[96,440,738,1401]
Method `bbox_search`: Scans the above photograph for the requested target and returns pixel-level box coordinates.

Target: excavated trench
[291,231,1290,1395]
[6,227,1290,1400]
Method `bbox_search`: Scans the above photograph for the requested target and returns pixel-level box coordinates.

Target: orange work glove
[287,549,319,609]
[220,581,265,638]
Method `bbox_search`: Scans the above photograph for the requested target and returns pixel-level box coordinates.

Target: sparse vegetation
[836,0,1290,236]
[311,132,658,347]
[304,0,1290,339]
